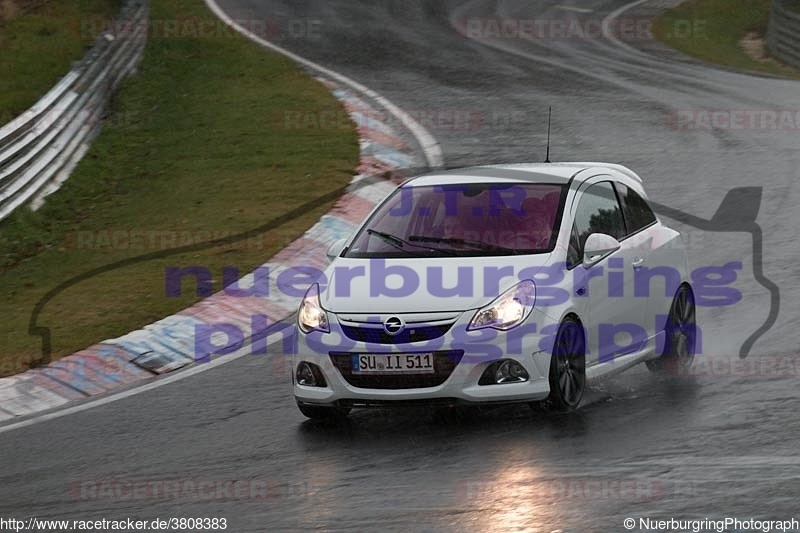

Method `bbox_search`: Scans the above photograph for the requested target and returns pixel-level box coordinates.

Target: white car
[293,163,696,419]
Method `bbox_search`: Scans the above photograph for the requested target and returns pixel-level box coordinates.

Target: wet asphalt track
[2,1,799,531]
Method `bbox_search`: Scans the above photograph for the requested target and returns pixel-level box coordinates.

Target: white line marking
[0,343,255,434]
[555,5,594,13]
[450,0,648,96]
[602,0,652,56]
[203,0,444,169]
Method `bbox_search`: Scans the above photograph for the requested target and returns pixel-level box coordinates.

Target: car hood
[321,254,553,314]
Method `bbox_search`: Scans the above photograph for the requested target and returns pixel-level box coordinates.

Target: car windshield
[344,182,567,258]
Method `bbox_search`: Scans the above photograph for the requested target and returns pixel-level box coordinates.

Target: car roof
[405,162,643,187]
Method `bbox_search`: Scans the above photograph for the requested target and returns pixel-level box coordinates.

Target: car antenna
[544,106,552,163]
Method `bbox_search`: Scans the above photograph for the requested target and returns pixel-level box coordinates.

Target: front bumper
[292,310,554,406]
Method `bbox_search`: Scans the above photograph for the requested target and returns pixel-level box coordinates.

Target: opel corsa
[293,163,697,419]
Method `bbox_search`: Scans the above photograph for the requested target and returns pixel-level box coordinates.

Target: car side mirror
[582,233,621,266]
[326,238,347,261]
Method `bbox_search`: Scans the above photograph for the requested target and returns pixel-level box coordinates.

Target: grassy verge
[654,0,800,79]
[0,0,120,123]
[0,0,359,375]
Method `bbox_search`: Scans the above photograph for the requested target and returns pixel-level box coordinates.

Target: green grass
[0,0,359,375]
[0,0,120,123]
[654,0,800,79]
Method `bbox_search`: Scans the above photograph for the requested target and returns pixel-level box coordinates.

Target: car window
[344,183,567,258]
[566,223,582,269]
[573,181,625,254]
[616,183,657,235]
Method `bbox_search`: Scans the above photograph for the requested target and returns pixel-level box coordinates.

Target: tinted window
[573,181,625,252]
[617,183,657,235]
[344,183,566,258]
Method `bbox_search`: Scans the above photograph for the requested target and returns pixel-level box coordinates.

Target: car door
[571,179,649,365]
[615,182,672,342]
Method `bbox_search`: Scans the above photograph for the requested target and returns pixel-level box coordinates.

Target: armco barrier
[0,75,419,420]
[0,0,148,222]
[767,0,800,70]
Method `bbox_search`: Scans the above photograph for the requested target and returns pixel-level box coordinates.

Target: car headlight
[298,283,329,333]
[468,280,536,331]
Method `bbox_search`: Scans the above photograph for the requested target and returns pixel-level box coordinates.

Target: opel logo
[383,316,405,335]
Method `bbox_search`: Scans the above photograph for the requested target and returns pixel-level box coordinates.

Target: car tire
[542,317,586,412]
[296,402,351,420]
[646,284,696,375]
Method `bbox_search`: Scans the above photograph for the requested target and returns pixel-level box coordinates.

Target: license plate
[352,353,435,374]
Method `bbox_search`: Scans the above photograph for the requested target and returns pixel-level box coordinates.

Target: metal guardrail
[0,0,148,222]
[768,0,800,70]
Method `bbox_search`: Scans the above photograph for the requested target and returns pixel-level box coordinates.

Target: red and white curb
[0,79,429,423]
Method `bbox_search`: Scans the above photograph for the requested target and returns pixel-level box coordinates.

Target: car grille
[339,323,453,344]
[329,351,464,389]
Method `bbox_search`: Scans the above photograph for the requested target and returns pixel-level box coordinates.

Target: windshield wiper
[366,229,457,255]
[408,235,518,253]
[367,229,406,250]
